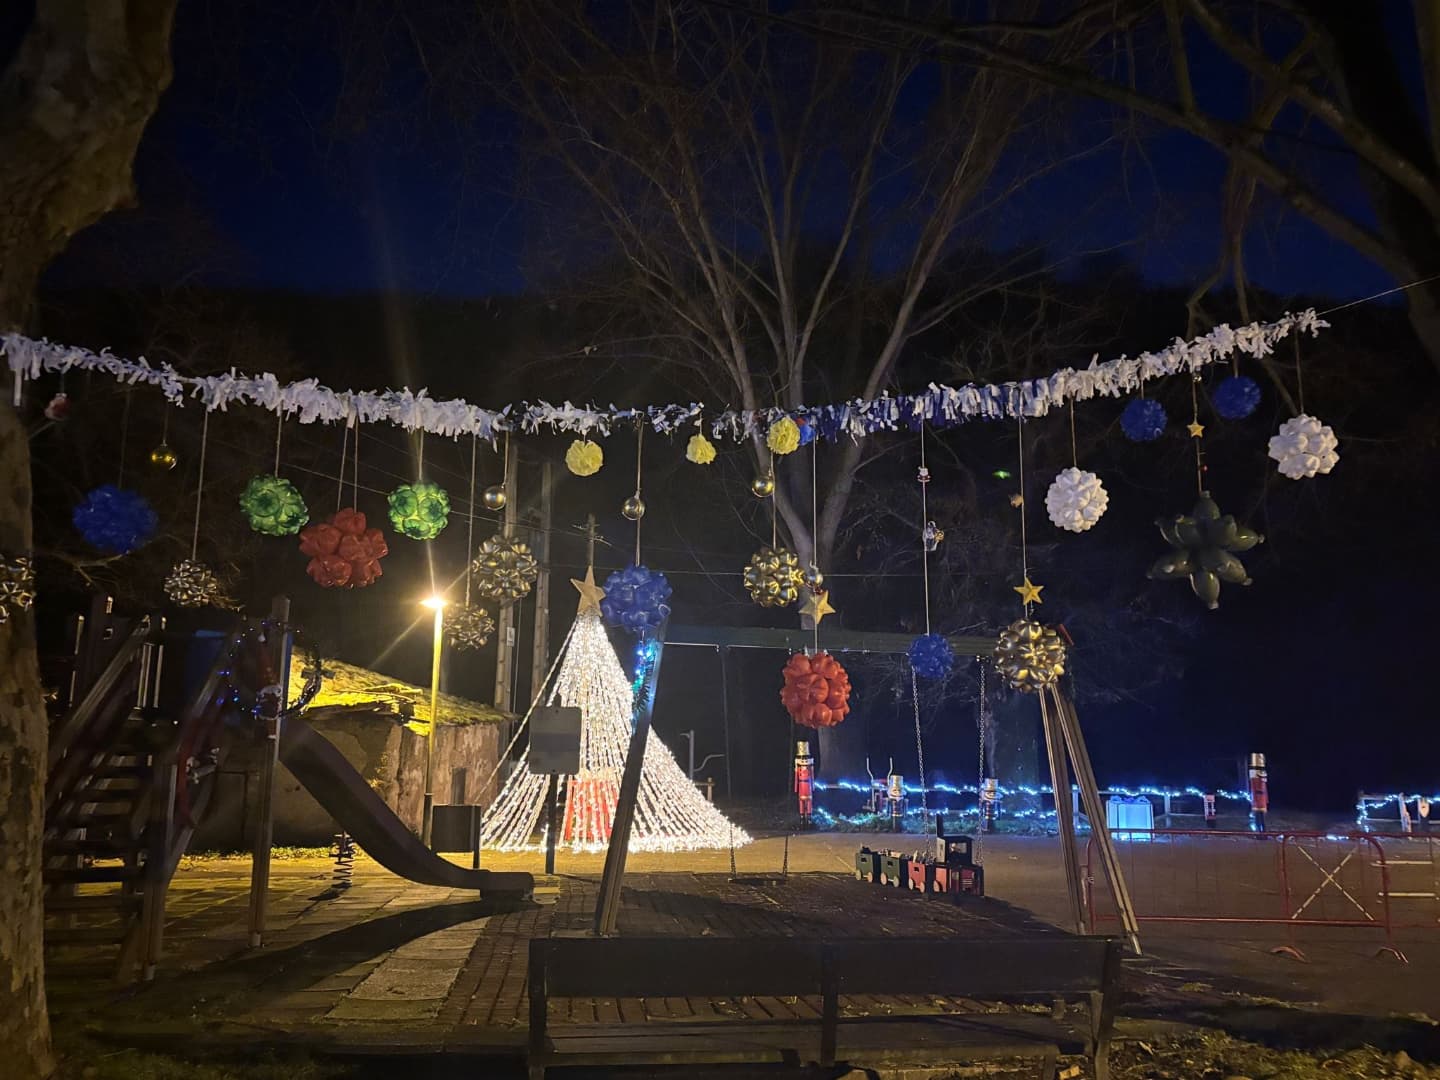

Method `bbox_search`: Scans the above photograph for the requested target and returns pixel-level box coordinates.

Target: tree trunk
[0,6,177,1077]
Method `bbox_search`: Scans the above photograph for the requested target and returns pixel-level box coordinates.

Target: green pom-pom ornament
[239,475,310,537]
[388,481,451,540]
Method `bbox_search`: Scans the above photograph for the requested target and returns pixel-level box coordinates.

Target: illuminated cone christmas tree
[480,607,748,852]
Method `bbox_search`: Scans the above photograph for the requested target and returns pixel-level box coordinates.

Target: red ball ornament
[780,651,852,729]
[298,508,388,588]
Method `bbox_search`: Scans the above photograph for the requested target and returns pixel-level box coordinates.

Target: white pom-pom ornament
[1045,467,1109,533]
[1267,414,1338,479]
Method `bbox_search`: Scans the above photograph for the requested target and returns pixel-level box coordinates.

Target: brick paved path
[47,842,1056,1050]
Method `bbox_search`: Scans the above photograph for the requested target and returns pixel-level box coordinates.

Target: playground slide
[278,720,533,896]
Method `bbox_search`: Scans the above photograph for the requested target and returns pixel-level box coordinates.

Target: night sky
[47,0,1397,303]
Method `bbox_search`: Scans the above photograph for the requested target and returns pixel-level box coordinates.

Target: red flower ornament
[780,651,852,729]
[299,509,388,588]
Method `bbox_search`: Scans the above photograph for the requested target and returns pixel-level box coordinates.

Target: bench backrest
[534,937,826,999]
[531,935,1115,1002]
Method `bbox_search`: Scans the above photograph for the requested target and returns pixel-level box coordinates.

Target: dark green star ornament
[1148,492,1263,610]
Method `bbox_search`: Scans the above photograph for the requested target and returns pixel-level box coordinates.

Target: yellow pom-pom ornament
[766,417,801,456]
[565,439,604,477]
[686,433,717,465]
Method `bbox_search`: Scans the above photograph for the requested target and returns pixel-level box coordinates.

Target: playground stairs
[42,601,268,982]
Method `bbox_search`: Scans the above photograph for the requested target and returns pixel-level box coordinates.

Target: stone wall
[196,713,506,849]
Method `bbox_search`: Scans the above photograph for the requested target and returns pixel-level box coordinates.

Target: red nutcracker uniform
[794,741,815,824]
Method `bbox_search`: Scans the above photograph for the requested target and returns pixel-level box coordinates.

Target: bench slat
[832,937,1112,998]
[538,938,826,999]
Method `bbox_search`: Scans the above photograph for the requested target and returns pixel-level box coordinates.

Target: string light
[814,778,1252,802]
[481,610,749,853]
[1355,791,1440,829]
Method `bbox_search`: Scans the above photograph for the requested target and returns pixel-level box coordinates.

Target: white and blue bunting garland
[2,310,1325,443]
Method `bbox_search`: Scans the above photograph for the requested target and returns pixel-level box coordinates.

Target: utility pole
[530,459,554,703]
[493,436,519,713]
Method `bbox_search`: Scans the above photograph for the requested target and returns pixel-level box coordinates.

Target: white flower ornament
[1045,467,1109,533]
[1267,414,1338,479]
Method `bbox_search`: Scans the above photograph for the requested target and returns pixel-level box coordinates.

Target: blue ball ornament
[1212,375,1261,420]
[908,633,954,680]
[601,563,673,634]
[796,417,815,446]
[73,484,158,555]
[1120,398,1167,442]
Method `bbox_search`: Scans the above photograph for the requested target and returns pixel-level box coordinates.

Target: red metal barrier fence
[1082,830,1407,962]
[1360,833,1440,929]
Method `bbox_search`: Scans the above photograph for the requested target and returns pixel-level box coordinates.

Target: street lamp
[420,595,446,846]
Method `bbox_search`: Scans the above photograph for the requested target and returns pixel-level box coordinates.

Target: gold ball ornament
[164,559,224,609]
[622,494,646,521]
[751,473,775,498]
[445,603,496,651]
[470,536,540,602]
[802,564,824,591]
[149,442,178,471]
[481,485,507,512]
[993,618,1066,694]
[0,554,36,625]
[743,545,805,608]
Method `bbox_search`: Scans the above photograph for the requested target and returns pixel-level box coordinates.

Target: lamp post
[421,595,446,846]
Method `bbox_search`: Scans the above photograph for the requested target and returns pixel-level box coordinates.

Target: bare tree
[483,0,1097,567]
[812,1,1440,372]
[0,5,177,1076]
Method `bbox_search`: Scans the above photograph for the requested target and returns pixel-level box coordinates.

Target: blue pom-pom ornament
[1120,398,1167,442]
[601,563,673,634]
[908,633,954,680]
[1212,375,1261,420]
[73,484,158,554]
[797,417,815,446]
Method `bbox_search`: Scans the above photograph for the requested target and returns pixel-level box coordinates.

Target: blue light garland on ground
[813,778,1252,802]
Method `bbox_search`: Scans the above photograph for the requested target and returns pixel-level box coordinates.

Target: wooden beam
[664,624,994,656]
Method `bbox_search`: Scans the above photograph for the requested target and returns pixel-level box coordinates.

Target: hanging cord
[464,433,478,607]
[1068,399,1078,469]
[1293,335,1306,414]
[633,423,644,565]
[417,430,425,479]
[335,424,349,512]
[918,430,932,635]
[975,659,988,865]
[1016,414,1031,617]
[352,416,360,508]
[190,410,210,560]
[810,439,820,654]
[1190,373,1205,495]
[911,667,927,825]
[273,412,284,476]
[117,390,132,487]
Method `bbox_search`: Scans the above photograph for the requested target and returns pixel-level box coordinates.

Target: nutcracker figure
[887,772,905,831]
[1247,752,1269,832]
[794,740,815,825]
[979,777,998,833]
[1203,792,1217,829]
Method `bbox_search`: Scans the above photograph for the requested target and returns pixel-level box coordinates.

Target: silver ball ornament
[482,485,507,512]
[622,494,646,521]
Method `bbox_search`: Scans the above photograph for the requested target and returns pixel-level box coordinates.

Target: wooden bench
[528,935,1122,1079]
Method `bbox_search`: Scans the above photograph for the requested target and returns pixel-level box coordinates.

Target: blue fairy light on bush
[1120,398,1167,442]
[1212,375,1261,420]
[73,484,158,554]
[601,563,673,634]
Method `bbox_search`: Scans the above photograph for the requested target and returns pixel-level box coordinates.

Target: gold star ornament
[1187,420,1206,438]
[570,566,607,614]
[1013,577,1044,605]
[799,588,836,629]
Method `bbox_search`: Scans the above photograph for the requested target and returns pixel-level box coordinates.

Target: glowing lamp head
[421,595,447,611]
